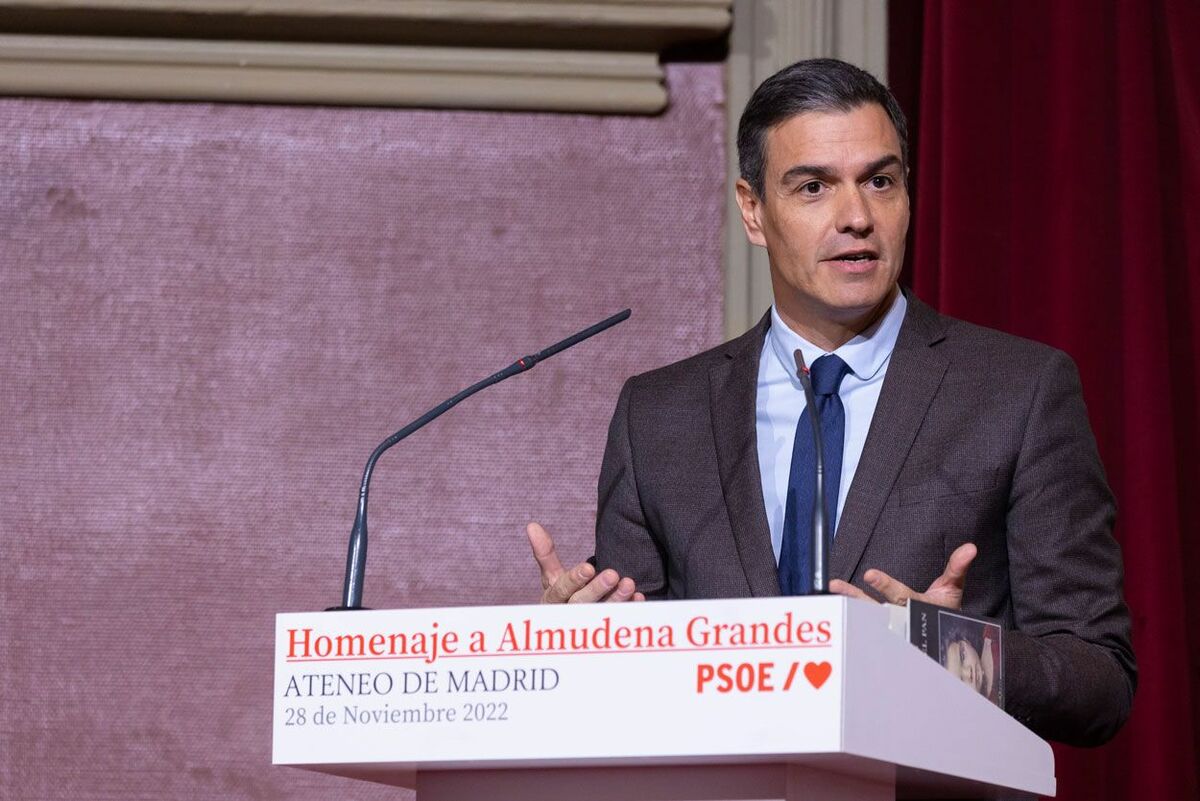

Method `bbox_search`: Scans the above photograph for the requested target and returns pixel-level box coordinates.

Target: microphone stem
[794,352,830,595]
[334,309,631,611]
[338,362,522,610]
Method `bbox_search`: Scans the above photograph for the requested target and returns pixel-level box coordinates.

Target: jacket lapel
[831,294,949,581]
[709,313,781,597]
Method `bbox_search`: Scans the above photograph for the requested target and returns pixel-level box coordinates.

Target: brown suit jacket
[595,293,1135,747]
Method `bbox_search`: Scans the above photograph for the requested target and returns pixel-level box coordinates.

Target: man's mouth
[828,250,878,261]
[826,250,880,267]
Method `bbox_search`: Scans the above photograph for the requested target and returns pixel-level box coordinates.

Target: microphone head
[793,349,814,391]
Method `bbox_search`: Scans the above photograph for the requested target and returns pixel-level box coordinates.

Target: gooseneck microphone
[331,309,632,611]
[793,350,831,594]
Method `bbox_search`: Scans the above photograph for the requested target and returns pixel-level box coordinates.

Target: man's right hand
[526,521,645,604]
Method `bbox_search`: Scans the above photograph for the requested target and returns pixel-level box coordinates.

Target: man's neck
[775,286,900,352]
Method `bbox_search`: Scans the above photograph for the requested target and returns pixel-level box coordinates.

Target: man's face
[736,103,909,338]
[944,636,986,695]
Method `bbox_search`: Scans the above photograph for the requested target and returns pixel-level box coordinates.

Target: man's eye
[870,175,893,189]
[801,181,823,194]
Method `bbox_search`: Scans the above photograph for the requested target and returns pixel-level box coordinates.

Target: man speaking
[527,58,1135,747]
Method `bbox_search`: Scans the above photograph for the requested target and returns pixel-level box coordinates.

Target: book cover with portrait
[908,599,1004,709]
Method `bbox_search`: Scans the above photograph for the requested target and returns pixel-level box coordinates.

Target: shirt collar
[767,291,908,385]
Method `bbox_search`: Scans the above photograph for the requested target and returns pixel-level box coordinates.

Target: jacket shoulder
[913,297,1075,370]
[623,319,764,396]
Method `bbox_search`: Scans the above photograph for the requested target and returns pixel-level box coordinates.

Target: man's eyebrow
[779,163,836,184]
[778,154,904,185]
[860,154,904,177]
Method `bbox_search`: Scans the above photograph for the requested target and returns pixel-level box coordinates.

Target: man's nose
[835,187,873,235]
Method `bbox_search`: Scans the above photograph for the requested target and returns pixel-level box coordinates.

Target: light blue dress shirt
[756,292,908,563]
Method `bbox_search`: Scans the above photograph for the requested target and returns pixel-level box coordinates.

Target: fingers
[828,579,875,602]
[847,543,980,611]
[526,522,643,604]
[542,561,597,604]
[863,569,917,605]
[547,566,644,604]
[918,542,979,609]
[525,522,565,588]
[566,569,624,604]
[603,576,638,603]
[940,542,978,586]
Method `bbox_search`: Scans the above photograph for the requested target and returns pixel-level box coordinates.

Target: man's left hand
[828,542,978,610]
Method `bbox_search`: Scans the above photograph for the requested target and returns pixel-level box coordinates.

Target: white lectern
[273,596,1053,800]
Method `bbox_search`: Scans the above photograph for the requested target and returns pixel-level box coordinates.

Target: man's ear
[734,178,768,248]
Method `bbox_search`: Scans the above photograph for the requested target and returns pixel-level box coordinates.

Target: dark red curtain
[889,1,1200,799]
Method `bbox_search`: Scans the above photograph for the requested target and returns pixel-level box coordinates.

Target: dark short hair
[939,616,985,661]
[737,58,909,199]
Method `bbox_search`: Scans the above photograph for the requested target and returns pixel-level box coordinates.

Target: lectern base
[416,762,894,801]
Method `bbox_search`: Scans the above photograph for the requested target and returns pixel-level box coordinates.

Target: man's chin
[773,279,900,337]
[822,285,899,320]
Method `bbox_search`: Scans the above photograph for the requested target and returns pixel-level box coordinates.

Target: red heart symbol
[804,661,832,689]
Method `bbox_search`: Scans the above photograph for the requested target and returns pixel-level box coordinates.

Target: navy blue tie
[779,353,851,595]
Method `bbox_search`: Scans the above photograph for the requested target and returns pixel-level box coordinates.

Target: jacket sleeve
[1002,349,1136,746]
[594,378,670,598]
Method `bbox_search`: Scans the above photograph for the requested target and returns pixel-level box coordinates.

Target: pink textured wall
[0,63,725,800]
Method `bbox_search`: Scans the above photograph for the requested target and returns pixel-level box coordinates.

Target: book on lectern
[903,599,1004,709]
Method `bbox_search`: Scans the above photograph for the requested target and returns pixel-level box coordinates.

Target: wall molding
[0,33,668,112]
[0,0,731,113]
